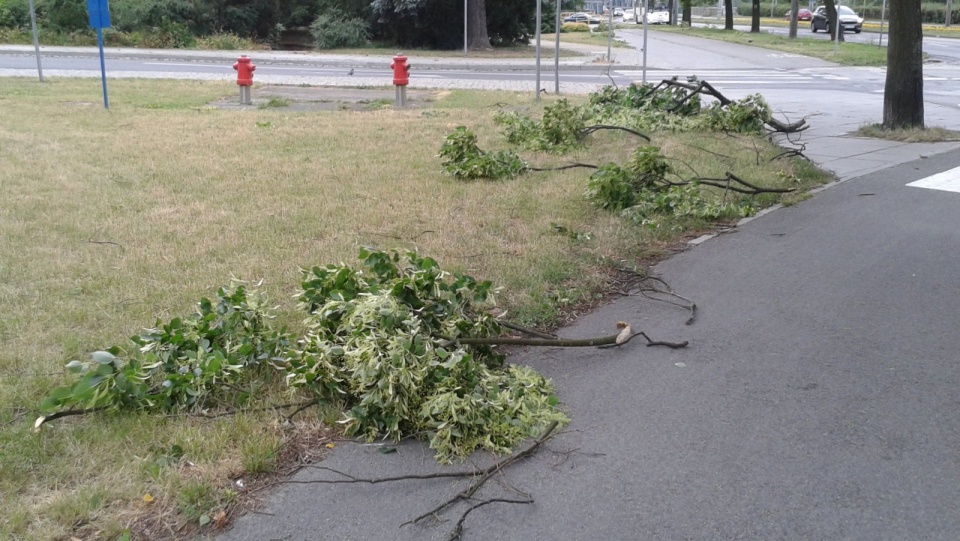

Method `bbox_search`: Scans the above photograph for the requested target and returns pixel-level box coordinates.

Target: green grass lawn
[0,77,831,540]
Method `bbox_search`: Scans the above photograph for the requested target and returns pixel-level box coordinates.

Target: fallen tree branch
[526,162,598,172]
[580,125,651,142]
[765,116,808,134]
[500,321,557,340]
[598,331,688,349]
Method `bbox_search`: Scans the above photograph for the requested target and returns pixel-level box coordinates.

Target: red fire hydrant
[390,53,410,107]
[233,55,256,105]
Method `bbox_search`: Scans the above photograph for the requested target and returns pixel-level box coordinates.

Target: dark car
[785,8,813,21]
[811,5,863,34]
[563,12,602,24]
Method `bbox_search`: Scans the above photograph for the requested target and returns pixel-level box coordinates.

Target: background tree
[467,0,491,49]
[724,0,733,29]
[682,0,691,25]
[750,0,760,32]
[788,0,798,38]
[822,0,843,42]
[883,0,925,128]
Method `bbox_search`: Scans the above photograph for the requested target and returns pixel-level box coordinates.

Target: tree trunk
[724,0,734,29]
[682,0,691,25]
[467,0,491,50]
[883,0,924,129]
[788,0,798,37]
[946,0,953,27]
[751,0,760,32]
[823,0,843,42]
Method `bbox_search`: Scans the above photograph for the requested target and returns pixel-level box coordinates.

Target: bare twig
[447,498,533,541]
[86,228,125,254]
[404,420,560,526]
[631,276,698,325]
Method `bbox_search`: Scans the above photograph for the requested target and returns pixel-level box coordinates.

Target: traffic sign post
[86,0,111,109]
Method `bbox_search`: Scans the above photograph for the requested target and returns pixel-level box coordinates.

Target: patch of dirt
[210,85,436,112]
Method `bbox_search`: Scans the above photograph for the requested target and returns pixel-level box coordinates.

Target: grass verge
[653,25,888,65]
[0,77,831,540]
[853,123,960,142]
[542,32,632,48]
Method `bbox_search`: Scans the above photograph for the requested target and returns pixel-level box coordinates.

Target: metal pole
[535,0,542,101]
[28,0,43,82]
[96,27,108,109]
[879,0,886,47]
[834,5,840,54]
[607,4,613,62]
[555,0,561,94]
[642,0,649,84]
[464,0,468,55]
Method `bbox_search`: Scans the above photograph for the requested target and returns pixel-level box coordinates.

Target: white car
[623,8,637,21]
[643,9,670,24]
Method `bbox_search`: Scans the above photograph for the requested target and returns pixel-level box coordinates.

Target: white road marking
[907,166,960,194]
[144,62,229,68]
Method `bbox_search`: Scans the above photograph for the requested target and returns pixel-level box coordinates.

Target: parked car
[784,8,813,21]
[644,8,670,24]
[614,7,624,16]
[623,8,637,21]
[811,5,863,33]
[563,12,602,24]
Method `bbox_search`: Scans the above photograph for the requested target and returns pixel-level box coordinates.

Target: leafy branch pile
[40,249,566,463]
[438,126,527,180]
[585,146,757,228]
[287,248,566,462]
[439,81,802,229]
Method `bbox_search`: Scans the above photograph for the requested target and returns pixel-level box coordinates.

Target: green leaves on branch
[288,248,566,463]
[438,126,527,180]
[42,249,567,462]
[41,283,289,414]
[585,146,755,229]
[494,99,588,154]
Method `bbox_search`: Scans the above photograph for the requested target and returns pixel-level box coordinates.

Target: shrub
[196,32,264,51]
[309,9,368,49]
[0,0,29,28]
[561,22,590,32]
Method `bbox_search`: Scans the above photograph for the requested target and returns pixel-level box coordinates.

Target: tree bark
[883,0,924,129]
[724,0,734,29]
[467,0,491,50]
[946,0,953,26]
[788,0,798,37]
[751,0,760,32]
[682,0,691,25]
[823,0,843,42]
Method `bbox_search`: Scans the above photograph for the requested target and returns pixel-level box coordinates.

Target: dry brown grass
[854,123,960,142]
[0,77,829,540]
